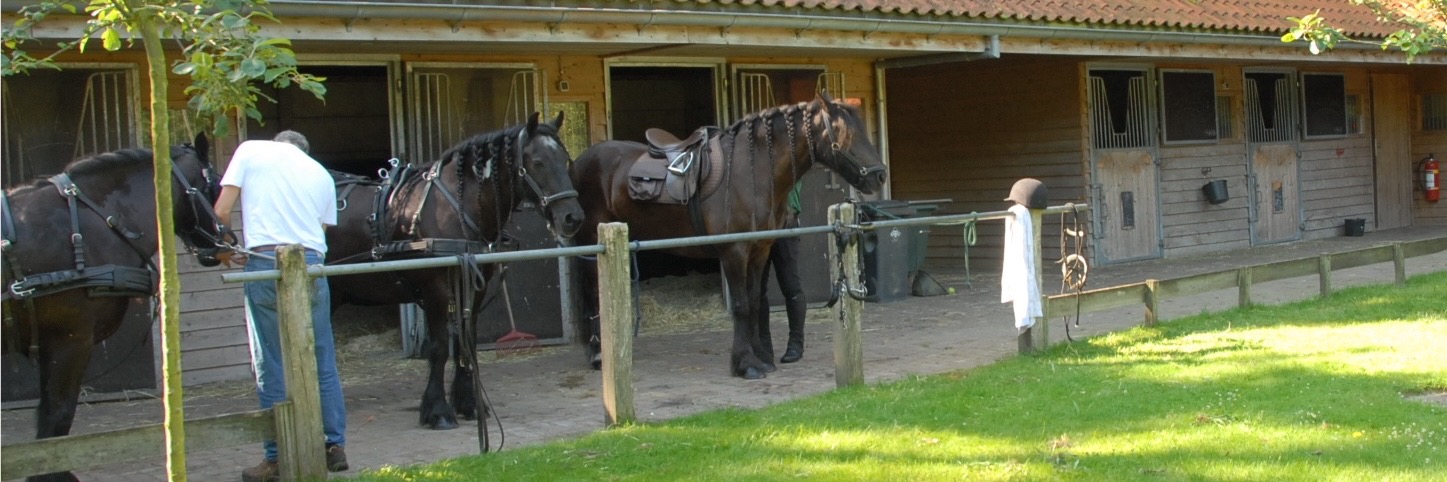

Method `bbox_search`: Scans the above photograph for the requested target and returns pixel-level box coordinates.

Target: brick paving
[4,225,1445,481]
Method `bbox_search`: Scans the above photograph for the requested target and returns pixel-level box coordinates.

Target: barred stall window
[1159,70,1218,144]
[1425,93,1447,131]
[1089,69,1155,149]
[1302,73,1347,138]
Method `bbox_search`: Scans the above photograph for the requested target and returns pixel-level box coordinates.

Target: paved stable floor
[4,225,1446,481]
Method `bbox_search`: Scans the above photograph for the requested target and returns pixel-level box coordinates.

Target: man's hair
[273,130,310,154]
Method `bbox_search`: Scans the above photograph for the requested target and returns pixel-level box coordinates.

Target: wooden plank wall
[1298,68,1376,240]
[1413,69,1447,225]
[885,56,1085,270]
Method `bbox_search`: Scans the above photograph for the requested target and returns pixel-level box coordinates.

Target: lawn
[346,271,1446,481]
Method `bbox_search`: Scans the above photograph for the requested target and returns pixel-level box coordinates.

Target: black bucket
[1202,180,1229,205]
[1344,218,1366,237]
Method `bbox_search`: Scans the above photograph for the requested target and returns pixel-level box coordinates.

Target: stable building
[3,0,1444,399]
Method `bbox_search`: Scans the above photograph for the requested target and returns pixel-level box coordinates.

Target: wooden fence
[1044,237,1447,325]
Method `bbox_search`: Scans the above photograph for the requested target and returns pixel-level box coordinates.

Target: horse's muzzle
[194,247,225,268]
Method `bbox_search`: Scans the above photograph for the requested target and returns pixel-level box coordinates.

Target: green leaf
[240,58,265,78]
[101,27,120,51]
[173,62,196,75]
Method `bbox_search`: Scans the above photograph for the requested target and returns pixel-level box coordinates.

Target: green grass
[346,272,1447,481]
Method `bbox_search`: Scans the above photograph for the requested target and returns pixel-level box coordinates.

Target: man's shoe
[241,460,279,482]
[780,342,804,364]
[326,444,350,472]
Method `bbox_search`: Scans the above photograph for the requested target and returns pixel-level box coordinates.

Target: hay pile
[635,273,731,335]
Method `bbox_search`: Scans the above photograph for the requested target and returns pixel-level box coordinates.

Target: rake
[494,279,540,352]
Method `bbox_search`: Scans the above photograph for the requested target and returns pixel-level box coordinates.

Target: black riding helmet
[1005,178,1049,209]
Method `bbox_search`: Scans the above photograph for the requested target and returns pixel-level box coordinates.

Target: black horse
[326,112,584,430]
[1,135,226,482]
[571,92,887,379]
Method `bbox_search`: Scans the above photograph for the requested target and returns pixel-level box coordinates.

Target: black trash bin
[859,200,917,302]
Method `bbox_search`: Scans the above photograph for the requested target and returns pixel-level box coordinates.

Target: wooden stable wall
[1414,70,1447,226]
[885,56,1085,270]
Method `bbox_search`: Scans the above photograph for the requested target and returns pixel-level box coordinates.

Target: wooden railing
[1044,237,1447,325]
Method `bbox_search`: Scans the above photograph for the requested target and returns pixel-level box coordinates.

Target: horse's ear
[193,132,209,161]
[527,111,541,134]
[816,89,835,104]
[550,110,565,130]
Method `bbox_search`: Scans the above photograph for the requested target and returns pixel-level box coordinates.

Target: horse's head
[169,133,230,267]
[811,91,887,195]
[516,111,584,238]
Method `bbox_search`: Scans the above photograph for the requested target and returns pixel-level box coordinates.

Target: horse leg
[418,299,459,430]
[576,255,603,369]
[30,336,91,482]
[722,247,771,379]
[754,263,778,373]
[449,289,485,421]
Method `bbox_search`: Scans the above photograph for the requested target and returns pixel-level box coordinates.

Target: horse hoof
[763,361,777,373]
[590,353,602,370]
[425,417,459,430]
[742,367,767,380]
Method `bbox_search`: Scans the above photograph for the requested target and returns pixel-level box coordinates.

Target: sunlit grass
[346,272,1447,481]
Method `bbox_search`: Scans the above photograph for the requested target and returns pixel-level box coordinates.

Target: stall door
[1088,68,1162,264]
[1244,70,1302,245]
[735,67,848,307]
[1372,73,1413,230]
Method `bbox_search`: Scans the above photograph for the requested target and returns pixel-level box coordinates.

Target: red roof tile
[658,0,1403,36]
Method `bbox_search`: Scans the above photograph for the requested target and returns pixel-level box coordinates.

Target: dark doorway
[3,299,155,402]
[608,66,721,278]
[247,65,393,176]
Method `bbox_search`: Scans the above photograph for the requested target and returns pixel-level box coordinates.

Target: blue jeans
[243,250,346,461]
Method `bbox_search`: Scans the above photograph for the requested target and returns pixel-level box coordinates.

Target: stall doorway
[1244,69,1302,245]
[247,65,394,175]
[607,64,722,277]
[1087,67,1163,264]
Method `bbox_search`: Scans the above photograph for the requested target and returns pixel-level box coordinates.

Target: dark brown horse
[571,92,886,379]
[1,136,226,482]
[325,112,583,430]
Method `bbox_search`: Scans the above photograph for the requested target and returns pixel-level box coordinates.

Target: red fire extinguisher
[1424,154,1440,202]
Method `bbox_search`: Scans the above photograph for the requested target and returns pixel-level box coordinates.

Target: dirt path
[4,226,1445,481]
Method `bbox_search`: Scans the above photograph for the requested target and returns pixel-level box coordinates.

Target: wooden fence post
[1144,279,1160,327]
[274,245,325,481]
[1393,242,1406,285]
[597,223,635,425]
[1318,254,1332,296]
[829,203,864,388]
[1238,267,1253,308]
[1030,207,1048,348]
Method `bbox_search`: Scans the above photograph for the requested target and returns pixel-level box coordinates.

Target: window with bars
[1302,73,1347,138]
[1425,94,1447,131]
[1089,69,1154,149]
[1159,70,1218,144]
[1216,95,1235,140]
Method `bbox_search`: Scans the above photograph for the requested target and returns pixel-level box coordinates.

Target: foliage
[344,271,1447,481]
[2,0,326,134]
[1284,1,1447,62]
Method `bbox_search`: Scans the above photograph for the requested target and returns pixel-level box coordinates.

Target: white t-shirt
[220,140,336,254]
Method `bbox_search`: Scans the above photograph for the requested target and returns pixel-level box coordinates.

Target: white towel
[1001,204,1041,330]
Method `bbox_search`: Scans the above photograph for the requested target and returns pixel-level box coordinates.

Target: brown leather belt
[249,244,285,252]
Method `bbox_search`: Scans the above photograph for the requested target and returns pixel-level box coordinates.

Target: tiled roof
[658,1,1401,37]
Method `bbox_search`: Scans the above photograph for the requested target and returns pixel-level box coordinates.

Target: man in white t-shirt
[213,130,347,482]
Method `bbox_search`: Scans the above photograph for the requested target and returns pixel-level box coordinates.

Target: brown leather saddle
[628,127,724,204]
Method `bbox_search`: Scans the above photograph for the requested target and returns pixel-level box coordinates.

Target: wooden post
[1144,279,1160,327]
[1237,267,1253,308]
[1393,242,1406,285]
[274,245,326,481]
[1030,207,1047,348]
[597,223,635,425]
[829,204,864,388]
[1318,254,1332,296]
